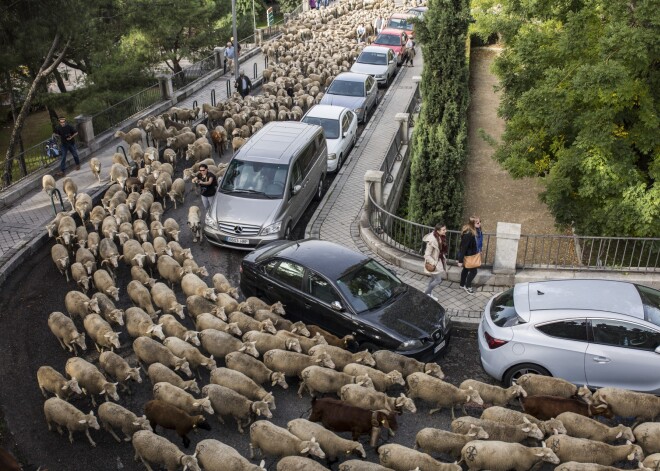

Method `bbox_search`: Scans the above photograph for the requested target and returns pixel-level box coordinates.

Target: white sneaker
[427,294,439,302]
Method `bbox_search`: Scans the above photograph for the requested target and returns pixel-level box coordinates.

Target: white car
[301,105,358,172]
[350,45,398,87]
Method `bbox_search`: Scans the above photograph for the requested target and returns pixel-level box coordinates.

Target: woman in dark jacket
[458,216,480,294]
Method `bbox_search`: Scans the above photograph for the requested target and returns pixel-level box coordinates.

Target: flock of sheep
[31,0,660,470]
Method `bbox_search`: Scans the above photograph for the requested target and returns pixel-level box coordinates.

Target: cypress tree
[407,0,471,228]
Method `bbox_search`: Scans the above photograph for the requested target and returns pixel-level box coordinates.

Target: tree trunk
[3,34,70,186]
[4,72,26,179]
[53,69,68,93]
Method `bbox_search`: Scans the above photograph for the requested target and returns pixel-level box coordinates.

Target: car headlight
[260,221,282,236]
[354,107,364,114]
[204,213,217,229]
[375,74,384,79]
[327,153,337,161]
[397,339,423,351]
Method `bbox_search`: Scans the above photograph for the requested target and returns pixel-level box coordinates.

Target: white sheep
[37,366,83,400]
[338,461,394,471]
[202,383,272,433]
[414,425,489,459]
[225,351,288,389]
[460,379,527,406]
[195,438,266,471]
[133,336,193,377]
[125,306,164,340]
[277,456,331,470]
[481,405,567,436]
[50,243,70,281]
[590,387,660,423]
[243,330,302,355]
[209,367,276,410]
[164,336,216,374]
[181,272,217,301]
[89,157,102,182]
[372,349,445,378]
[65,357,119,406]
[516,373,578,398]
[379,443,462,471]
[406,372,483,418]
[556,411,634,443]
[48,311,87,354]
[194,313,241,336]
[339,384,416,414]
[188,205,202,243]
[43,397,100,447]
[92,292,125,326]
[643,454,660,471]
[99,350,141,392]
[147,362,200,394]
[152,381,214,416]
[199,328,259,359]
[634,422,660,455]
[461,440,560,471]
[299,365,373,398]
[83,313,121,351]
[249,420,326,460]
[160,314,200,346]
[263,349,335,378]
[65,290,100,320]
[544,434,644,466]
[98,402,152,442]
[132,430,201,471]
[115,128,144,146]
[309,344,375,370]
[343,363,405,392]
[287,418,366,463]
[451,416,544,443]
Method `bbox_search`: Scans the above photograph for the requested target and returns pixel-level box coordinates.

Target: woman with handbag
[423,223,448,302]
[458,216,482,294]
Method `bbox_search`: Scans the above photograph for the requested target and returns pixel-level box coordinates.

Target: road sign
[267,7,274,26]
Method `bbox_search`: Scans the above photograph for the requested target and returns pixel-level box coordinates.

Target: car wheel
[313,177,324,201]
[283,223,292,240]
[503,363,551,387]
[337,153,343,170]
[359,342,378,353]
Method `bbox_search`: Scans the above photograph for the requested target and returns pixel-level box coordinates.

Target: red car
[372,28,408,65]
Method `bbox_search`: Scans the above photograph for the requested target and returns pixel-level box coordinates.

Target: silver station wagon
[478,280,660,394]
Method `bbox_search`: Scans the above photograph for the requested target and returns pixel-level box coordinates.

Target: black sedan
[240,239,451,360]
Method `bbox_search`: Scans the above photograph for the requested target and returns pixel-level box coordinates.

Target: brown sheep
[144,399,211,449]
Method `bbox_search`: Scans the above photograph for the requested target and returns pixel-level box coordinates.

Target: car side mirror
[330,301,344,311]
[292,184,302,195]
[656,346,660,354]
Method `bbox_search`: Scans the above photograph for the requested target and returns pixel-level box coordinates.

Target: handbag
[464,253,482,269]
[424,261,436,272]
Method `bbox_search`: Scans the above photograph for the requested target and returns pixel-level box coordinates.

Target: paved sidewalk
[306,54,500,326]
[0,47,500,326]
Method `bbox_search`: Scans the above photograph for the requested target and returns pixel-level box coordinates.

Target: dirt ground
[463,47,560,236]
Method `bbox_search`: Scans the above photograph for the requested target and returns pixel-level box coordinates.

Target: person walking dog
[53,116,80,177]
[457,216,482,294]
[423,223,448,301]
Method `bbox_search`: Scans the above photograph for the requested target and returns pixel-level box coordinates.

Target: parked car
[240,239,452,359]
[372,28,408,65]
[478,279,660,394]
[204,122,327,250]
[350,45,398,87]
[320,72,379,124]
[406,6,428,18]
[301,105,358,173]
[387,13,416,39]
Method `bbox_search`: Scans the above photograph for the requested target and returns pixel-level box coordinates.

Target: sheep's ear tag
[78,419,87,424]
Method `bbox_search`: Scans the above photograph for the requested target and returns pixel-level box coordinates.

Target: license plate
[226,236,250,244]
[434,340,446,354]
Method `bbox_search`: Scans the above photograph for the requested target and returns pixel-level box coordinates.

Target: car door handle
[592,356,611,363]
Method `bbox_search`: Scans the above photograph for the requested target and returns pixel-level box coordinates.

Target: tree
[407,0,471,228]
[472,0,659,236]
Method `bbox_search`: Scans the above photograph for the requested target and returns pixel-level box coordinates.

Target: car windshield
[375,34,401,46]
[388,18,412,31]
[490,288,522,327]
[636,284,660,327]
[220,159,288,199]
[336,260,405,313]
[327,80,365,97]
[301,116,340,139]
[357,51,388,65]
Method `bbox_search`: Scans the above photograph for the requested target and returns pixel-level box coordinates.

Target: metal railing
[91,83,161,136]
[367,185,496,266]
[366,182,659,271]
[1,138,60,189]
[172,53,217,91]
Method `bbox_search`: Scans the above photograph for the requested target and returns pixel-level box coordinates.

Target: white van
[203,122,327,250]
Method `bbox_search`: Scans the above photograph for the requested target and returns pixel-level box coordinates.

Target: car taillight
[484,331,508,349]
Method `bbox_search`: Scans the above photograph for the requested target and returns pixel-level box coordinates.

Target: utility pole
[232,0,240,84]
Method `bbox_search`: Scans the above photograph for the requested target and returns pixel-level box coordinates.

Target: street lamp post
[231,0,240,84]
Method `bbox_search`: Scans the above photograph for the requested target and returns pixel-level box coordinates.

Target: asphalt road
[0,84,497,470]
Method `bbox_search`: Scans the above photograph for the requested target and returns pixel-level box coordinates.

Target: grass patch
[0,109,55,159]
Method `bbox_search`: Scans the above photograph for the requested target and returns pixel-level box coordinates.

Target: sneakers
[463,286,474,294]
[427,293,439,302]
[75,165,80,170]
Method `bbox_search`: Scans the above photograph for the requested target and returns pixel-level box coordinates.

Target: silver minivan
[203,122,327,250]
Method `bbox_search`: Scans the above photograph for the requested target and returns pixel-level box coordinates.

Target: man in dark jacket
[235,70,252,98]
[53,116,80,176]
[192,164,218,211]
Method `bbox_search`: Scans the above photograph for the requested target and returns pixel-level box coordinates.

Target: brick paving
[0,47,501,325]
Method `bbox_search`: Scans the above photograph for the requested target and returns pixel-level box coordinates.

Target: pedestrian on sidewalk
[235,70,252,99]
[457,216,481,294]
[373,15,384,35]
[224,42,235,73]
[53,116,80,177]
[403,36,415,66]
[423,223,448,301]
[192,164,218,211]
